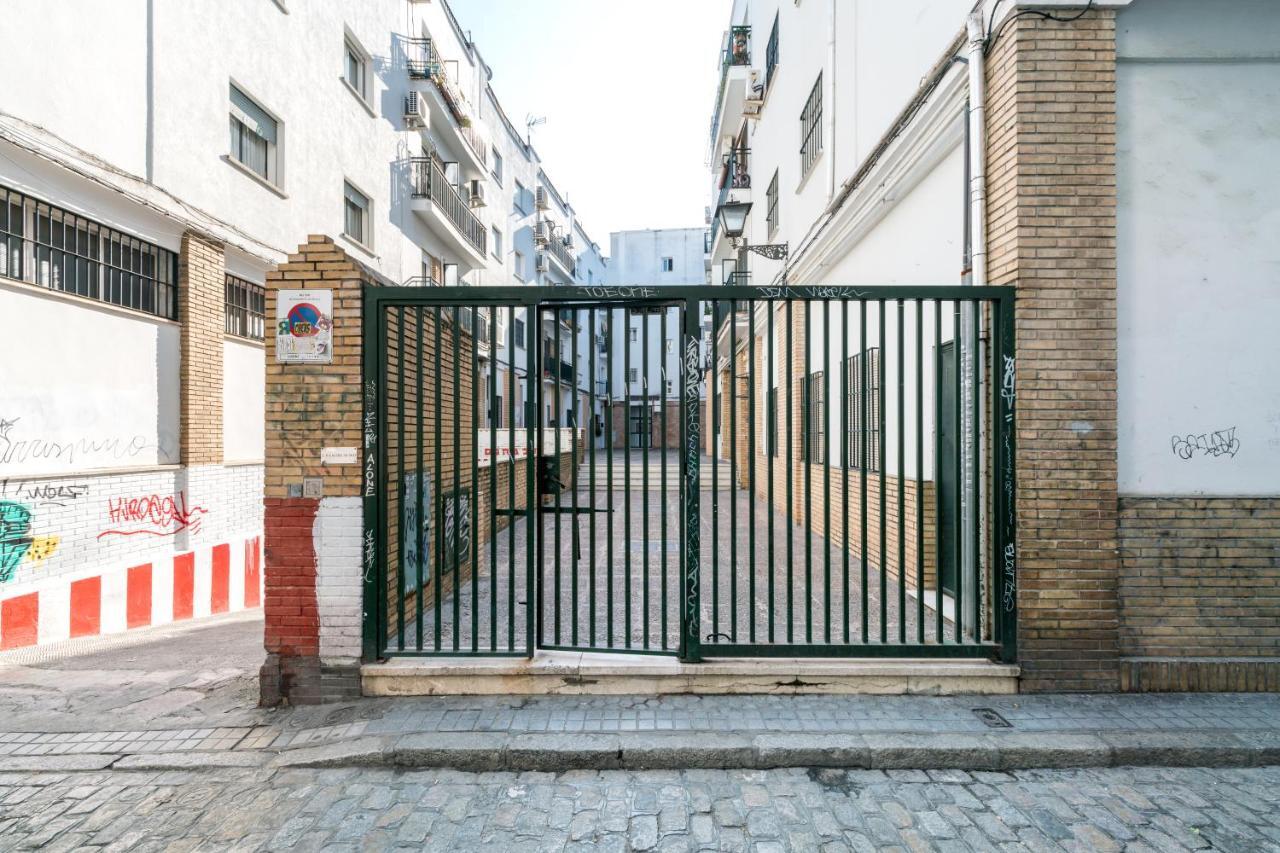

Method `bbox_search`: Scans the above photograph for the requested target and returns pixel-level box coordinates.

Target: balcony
[710,147,751,258]
[709,26,751,156]
[542,234,576,279]
[542,356,574,384]
[408,157,488,269]
[404,36,489,178]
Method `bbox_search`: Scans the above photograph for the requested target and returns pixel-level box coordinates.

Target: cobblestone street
[3,764,1278,851]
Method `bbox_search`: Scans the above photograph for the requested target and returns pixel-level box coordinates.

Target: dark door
[629,404,650,449]
[937,341,958,596]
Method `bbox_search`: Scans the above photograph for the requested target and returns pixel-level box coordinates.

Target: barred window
[766,386,778,458]
[800,73,823,179]
[803,370,825,463]
[765,14,780,90]
[1,183,177,319]
[224,274,265,340]
[844,348,882,472]
[766,170,779,237]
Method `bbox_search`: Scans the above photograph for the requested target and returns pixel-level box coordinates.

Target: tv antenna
[525,114,546,145]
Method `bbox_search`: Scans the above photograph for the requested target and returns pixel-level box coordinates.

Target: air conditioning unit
[535,187,549,210]
[743,72,765,118]
[404,93,426,129]
[535,253,548,273]
[468,179,486,208]
[561,234,574,249]
[534,220,549,246]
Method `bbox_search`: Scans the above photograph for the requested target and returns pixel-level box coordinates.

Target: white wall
[1116,0,1280,494]
[223,338,265,463]
[0,283,179,476]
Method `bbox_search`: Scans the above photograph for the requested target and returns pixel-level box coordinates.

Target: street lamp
[715,197,789,261]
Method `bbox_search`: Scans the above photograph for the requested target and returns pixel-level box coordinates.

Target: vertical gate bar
[897,299,906,644]
[508,308,517,651]
[683,297,702,662]
[859,300,869,644]
[471,306,480,653]
[489,307,497,651]
[360,293,379,661]
[711,301,719,642]
[452,306,461,651]
[842,299,850,643]
[971,298,981,642]
[879,299,888,644]
[952,301,962,643]
[607,308,615,647]
[643,307,651,649]
[589,307,598,648]
[525,302,537,656]
[624,307,633,648]
[416,307,426,652]
[433,307,443,652]
[661,307,670,649]
[933,302,943,644]
[747,300,757,644]
[823,301,832,643]
[767,301,776,643]
[997,295,1018,663]
[728,298,737,642]
[571,309,580,649]
[803,299,812,644]
[786,298,794,644]
[396,306,406,651]
[916,299,925,644]
[554,310,563,645]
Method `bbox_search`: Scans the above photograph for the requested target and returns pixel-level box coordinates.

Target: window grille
[844,347,882,471]
[224,274,265,340]
[800,74,823,179]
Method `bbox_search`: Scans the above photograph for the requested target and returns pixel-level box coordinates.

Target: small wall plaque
[303,478,324,499]
[321,447,358,465]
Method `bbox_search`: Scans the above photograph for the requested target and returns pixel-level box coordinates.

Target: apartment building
[0,0,606,651]
[707,0,1280,691]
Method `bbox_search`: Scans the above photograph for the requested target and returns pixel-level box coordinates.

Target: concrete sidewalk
[2,614,1277,772]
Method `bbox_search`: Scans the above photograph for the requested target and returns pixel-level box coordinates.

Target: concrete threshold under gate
[362,653,1019,696]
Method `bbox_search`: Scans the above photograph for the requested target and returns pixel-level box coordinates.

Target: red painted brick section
[127,564,153,629]
[211,543,231,614]
[0,593,38,650]
[69,576,101,638]
[173,553,195,621]
[263,498,321,658]
[244,536,262,608]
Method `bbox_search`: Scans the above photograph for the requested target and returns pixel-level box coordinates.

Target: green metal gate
[361,284,1016,664]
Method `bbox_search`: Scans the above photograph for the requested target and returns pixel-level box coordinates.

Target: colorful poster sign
[275,290,333,364]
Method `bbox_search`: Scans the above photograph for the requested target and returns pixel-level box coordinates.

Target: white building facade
[0,0,605,651]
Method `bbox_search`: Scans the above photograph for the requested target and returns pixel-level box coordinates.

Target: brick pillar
[261,236,367,705]
[178,232,224,465]
[985,10,1121,691]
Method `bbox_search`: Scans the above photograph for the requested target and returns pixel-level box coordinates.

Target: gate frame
[361,283,1016,665]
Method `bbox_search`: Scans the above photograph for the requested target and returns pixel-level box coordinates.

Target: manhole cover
[972,707,1012,728]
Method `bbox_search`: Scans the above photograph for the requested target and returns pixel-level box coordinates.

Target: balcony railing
[404,36,486,169]
[543,356,574,384]
[408,157,487,256]
[405,37,439,79]
[721,147,751,191]
[543,234,576,277]
[709,25,751,149]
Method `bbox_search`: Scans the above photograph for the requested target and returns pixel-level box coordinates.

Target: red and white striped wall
[0,535,263,650]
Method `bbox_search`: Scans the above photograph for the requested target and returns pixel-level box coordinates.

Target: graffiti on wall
[1171,427,1240,460]
[0,501,60,583]
[97,492,209,539]
[0,415,172,470]
[0,478,90,508]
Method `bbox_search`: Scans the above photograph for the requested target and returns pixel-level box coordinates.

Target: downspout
[962,11,988,640]
[827,0,838,203]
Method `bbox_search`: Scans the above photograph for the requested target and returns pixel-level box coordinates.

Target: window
[665,380,675,397]
[229,84,278,184]
[766,386,778,457]
[513,249,525,281]
[803,370,825,463]
[0,183,178,319]
[491,226,503,259]
[513,180,528,214]
[225,274,265,340]
[844,348,882,471]
[800,73,823,179]
[628,327,637,342]
[514,317,525,346]
[343,181,371,247]
[661,257,674,272]
[765,14,780,90]
[766,170,780,237]
[491,148,503,184]
[344,37,369,103]
[628,368,638,383]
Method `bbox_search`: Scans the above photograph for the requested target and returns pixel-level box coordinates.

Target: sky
[453,0,730,245]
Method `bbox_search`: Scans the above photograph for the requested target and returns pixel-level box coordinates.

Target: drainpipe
[960,11,988,640]
[827,0,838,203]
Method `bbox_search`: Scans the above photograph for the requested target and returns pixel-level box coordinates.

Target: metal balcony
[408,157,487,263]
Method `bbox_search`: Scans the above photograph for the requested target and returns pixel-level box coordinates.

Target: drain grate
[972,707,1013,728]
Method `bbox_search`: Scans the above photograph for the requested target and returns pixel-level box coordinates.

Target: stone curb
[267,729,1280,773]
